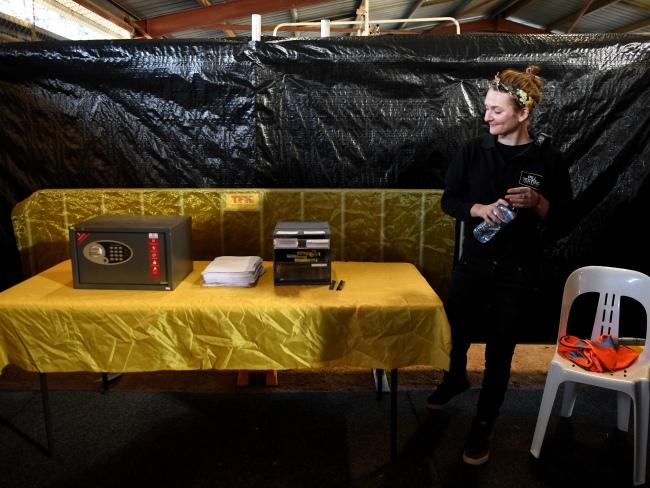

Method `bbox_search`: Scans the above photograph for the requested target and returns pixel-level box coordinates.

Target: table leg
[390,369,398,462]
[39,373,53,456]
[375,368,384,399]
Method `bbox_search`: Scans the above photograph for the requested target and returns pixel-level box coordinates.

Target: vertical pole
[39,373,54,456]
[390,369,398,461]
[320,19,330,37]
[251,14,261,41]
[375,368,383,399]
[363,0,370,36]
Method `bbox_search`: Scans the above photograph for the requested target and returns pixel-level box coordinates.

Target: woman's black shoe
[462,418,492,465]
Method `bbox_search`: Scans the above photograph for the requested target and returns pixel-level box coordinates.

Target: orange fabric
[558,334,640,373]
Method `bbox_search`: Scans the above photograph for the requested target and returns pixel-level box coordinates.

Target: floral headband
[491,73,532,109]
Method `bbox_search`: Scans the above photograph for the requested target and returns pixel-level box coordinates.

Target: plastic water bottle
[473,204,517,243]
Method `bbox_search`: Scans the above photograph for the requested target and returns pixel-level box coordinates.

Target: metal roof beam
[459,0,503,18]
[491,0,536,18]
[350,0,367,36]
[566,0,595,33]
[397,1,427,29]
[400,0,474,32]
[0,32,22,42]
[133,0,334,38]
[71,0,134,33]
[547,0,621,31]
[425,15,550,33]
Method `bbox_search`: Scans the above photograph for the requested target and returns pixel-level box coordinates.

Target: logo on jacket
[519,171,542,189]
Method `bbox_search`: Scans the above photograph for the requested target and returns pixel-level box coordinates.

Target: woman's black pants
[444,258,535,422]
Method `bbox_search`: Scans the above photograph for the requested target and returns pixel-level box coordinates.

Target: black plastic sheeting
[1,35,649,324]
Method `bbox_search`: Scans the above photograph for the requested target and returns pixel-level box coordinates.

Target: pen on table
[329,279,336,290]
[336,280,345,291]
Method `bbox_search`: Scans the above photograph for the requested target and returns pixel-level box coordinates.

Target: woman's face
[483,88,528,137]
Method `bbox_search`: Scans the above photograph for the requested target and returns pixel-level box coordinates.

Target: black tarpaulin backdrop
[1,34,649,337]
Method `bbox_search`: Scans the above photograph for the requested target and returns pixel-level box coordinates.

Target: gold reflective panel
[11,189,455,298]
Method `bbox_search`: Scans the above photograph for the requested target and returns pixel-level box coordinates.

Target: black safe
[70,215,192,290]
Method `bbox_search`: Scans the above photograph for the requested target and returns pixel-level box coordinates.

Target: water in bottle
[473,204,517,243]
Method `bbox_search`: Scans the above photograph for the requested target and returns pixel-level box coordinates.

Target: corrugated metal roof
[576,3,650,33]
[513,0,578,30]
[1,0,649,41]
[291,0,357,21]
[116,0,200,19]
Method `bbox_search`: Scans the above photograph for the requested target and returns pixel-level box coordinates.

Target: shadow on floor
[0,386,645,487]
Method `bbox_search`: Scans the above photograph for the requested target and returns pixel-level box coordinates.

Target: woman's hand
[505,186,540,209]
[471,198,510,225]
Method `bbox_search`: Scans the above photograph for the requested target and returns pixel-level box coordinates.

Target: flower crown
[491,73,532,109]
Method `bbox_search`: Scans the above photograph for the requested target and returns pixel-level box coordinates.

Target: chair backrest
[558,266,650,361]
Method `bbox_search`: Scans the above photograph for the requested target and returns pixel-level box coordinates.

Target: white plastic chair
[530,266,650,486]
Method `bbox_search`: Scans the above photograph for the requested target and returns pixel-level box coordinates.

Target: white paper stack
[201,256,265,287]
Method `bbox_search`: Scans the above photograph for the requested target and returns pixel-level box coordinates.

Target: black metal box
[70,215,192,290]
[273,221,331,285]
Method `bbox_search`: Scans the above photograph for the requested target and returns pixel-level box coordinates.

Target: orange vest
[558,334,640,373]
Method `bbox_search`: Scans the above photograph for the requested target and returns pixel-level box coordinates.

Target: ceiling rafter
[397,0,427,29]
[351,0,367,36]
[566,0,595,33]
[194,0,236,37]
[396,0,489,33]
[71,0,133,33]
[425,15,550,33]
[133,0,335,38]
[491,0,535,18]
[547,0,621,31]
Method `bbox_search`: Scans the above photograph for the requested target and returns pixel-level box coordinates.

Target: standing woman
[427,65,572,465]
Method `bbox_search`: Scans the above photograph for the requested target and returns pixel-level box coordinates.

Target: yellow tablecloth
[0,261,451,373]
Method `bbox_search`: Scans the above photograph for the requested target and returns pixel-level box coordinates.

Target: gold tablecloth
[0,261,451,373]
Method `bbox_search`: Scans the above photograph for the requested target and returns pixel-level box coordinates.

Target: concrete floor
[1,344,647,488]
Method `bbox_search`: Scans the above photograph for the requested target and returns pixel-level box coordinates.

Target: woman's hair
[490,65,545,111]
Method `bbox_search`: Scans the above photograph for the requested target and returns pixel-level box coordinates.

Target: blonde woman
[428,66,572,465]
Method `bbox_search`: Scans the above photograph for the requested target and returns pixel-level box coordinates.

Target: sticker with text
[223,192,261,211]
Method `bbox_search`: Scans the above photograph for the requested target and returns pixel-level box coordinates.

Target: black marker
[329,280,336,290]
[336,280,345,291]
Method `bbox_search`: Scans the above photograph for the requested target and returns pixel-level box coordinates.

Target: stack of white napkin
[201,256,265,287]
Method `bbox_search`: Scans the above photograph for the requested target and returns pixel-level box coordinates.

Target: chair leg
[616,391,631,432]
[632,381,649,486]
[559,381,577,417]
[530,362,563,458]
